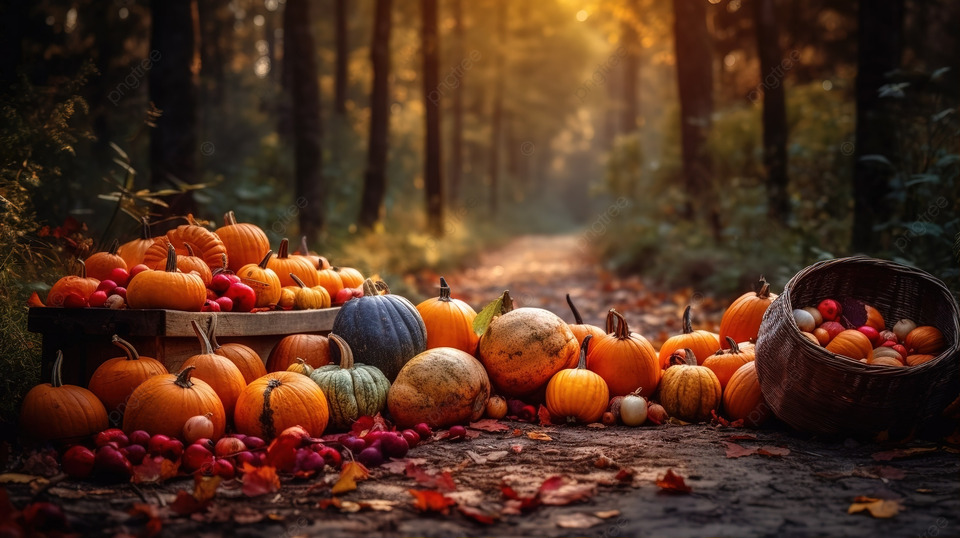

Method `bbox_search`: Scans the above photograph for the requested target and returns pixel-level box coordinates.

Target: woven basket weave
[755,256,960,436]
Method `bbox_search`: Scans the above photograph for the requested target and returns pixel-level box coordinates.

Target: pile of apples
[60,428,184,481]
[336,423,432,468]
[201,270,257,313]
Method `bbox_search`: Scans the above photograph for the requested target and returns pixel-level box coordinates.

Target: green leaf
[473,292,506,336]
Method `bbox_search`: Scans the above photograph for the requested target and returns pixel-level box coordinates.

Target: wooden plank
[160,309,341,336]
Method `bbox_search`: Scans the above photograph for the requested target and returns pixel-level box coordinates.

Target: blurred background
[1,0,959,414]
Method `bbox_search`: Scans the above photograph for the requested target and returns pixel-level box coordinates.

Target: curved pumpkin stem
[112,335,140,360]
[77,258,87,279]
[51,350,65,387]
[257,250,273,269]
[183,243,197,257]
[668,348,697,367]
[223,211,238,226]
[605,309,631,339]
[438,277,451,301]
[164,243,178,272]
[191,319,215,355]
[107,238,120,256]
[361,278,379,296]
[566,294,585,325]
[290,273,308,289]
[576,335,592,370]
[174,365,197,388]
[329,334,354,369]
[756,276,771,299]
[720,336,741,354]
[298,236,310,256]
[207,314,223,351]
[277,238,290,259]
[374,280,390,295]
[211,254,230,276]
[681,305,693,335]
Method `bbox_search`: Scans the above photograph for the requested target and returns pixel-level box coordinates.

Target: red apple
[88,290,109,308]
[95,428,129,448]
[202,299,221,313]
[108,267,130,287]
[182,444,214,472]
[224,282,256,312]
[857,326,882,347]
[161,438,184,460]
[121,444,147,465]
[206,288,219,301]
[63,293,87,308]
[111,286,127,300]
[891,344,908,361]
[214,296,234,312]
[61,446,95,478]
[212,458,235,479]
[129,264,151,280]
[334,288,354,305]
[817,299,842,322]
[209,273,233,294]
[215,436,246,457]
[881,340,898,348]
[96,280,118,293]
[318,446,342,468]
[226,274,242,284]
[147,434,171,455]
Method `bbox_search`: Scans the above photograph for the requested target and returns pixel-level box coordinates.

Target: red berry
[108,267,130,287]
[182,444,214,473]
[214,296,234,312]
[96,280,118,293]
[128,430,151,447]
[95,428,129,448]
[88,291,108,308]
[62,446,95,478]
[147,434,171,455]
[401,429,420,448]
[121,444,147,465]
[213,458,235,479]
[448,425,467,440]
[414,423,432,439]
[112,286,127,299]
[210,273,233,294]
[817,299,842,322]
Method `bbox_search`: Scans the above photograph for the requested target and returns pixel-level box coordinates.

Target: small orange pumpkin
[142,216,227,272]
[545,335,610,424]
[718,277,778,347]
[659,349,722,423]
[267,334,331,372]
[334,266,365,289]
[278,287,297,310]
[126,244,207,311]
[169,243,213,286]
[290,273,331,310]
[316,267,345,298]
[181,320,247,417]
[269,238,320,288]
[88,335,168,415]
[658,305,721,367]
[905,354,935,367]
[721,361,769,427]
[84,239,128,281]
[565,294,606,345]
[485,395,508,419]
[237,250,282,308]
[586,310,660,398]
[702,337,755,389]
[122,365,226,440]
[20,350,109,442]
[416,277,479,353]
[294,236,331,270]
[47,259,100,307]
[825,330,874,362]
[904,326,945,355]
[216,211,271,273]
[117,217,157,268]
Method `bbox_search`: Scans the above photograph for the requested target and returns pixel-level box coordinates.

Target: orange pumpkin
[294,236,330,270]
[269,238,320,288]
[316,267,345,298]
[658,305,721,367]
[586,309,661,397]
[904,326,945,355]
[122,365,226,440]
[485,395,508,419]
[237,251,282,308]
[702,337,755,389]
[658,349,722,423]
[181,320,247,418]
[825,330,874,362]
[266,334,331,372]
[721,361,769,427]
[289,273,331,310]
[234,371,329,439]
[868,355,904,367]
[334,266,365,289]
[416,277,479,353]
[88,335,168,415]
[47,259,100,307]
[84,239,128,281]
[126,244,207,311]
[545,336,610,424]
[171,243,213,286]
[565,294,606,345]
[215,211,271,273]
[20,350,109,443]
[278,287,297,310]
[208,315,266,383]
[906,354,935,367]
[142,216,227,272]
[718,277,778,347]
[117,217,157,268]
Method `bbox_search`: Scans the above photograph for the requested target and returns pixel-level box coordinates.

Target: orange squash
[84,239,128,281]
[565,294,606,345]
[234,371,329,440]
[904,326,945,355]
[142,216,227,272]
[215,211,271,273]
[208,315,267,383]
[658,305,721,367]
[586,310,660,398]
[126,244,207,311]
[333,266,365,289]
[721,361,769,427]
[316,267,345,298]
[88,335,167,415]
[181,320,247,418]
[266,334,331,372]
[173,244,213,286]
[825,330,874,362]
[122,366,226,440]
[269,238,320,288]
[237,251,282,308]
[416,277,479,353]
[545,336,610,424]
[718,277,777,347]
[659,349,722,423]
[47,259,100,307]
[117,217,157,268]
[906,354,935,367]
[702,337,755,389]
[20,350,109,443]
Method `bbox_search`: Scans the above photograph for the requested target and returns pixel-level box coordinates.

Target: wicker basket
[755,256,960,436]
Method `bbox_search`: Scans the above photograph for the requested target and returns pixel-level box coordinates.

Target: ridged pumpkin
[47,260,100,307]
[267,334,330,372]
[565,294,606,345]
[294,236,330,270]
[20,350,109,443]
[309,334,391,430]
[172,244,213,286]
[208,315,266,383]
[334,266,365,289]
[237,251,282,308]
[906,354,935,367]
[215,211,270,273]
[278,287,297,310]
[586,310,661,398]
[659,349,722,423]
[416,277,479,353]
[719,277,777,348]
[126,244,207,311]
[477,293,579,398]
[387,346,491,429]
[117,217,157,268]
[234,371,329,440]
[141,216,227,272]
[88,335,168,415]
[122,366,226,440]
[331,279,427,381]
[290,274,331,310]
[825,330,874,362]
[702,337,755,389]
[286,358,314,376]
[904,326,945,355]
[721,361,769,427]
[316,267,345,298]
[181,320,247,417]
[659,305,721,367]
[269,238,320,288]
[85,239,127,281]
[545,335,610,424]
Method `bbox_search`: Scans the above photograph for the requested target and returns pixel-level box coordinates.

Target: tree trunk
[422,0,443,235]
[755,0,790,224]
[622,0,641,134]
[672,0,719,238]
[851,0,903,253]
[358,0,393,230]
[334,0,349,115]
[149,0,199,221]
[284,0,324,238]
[448,0,464,205]
[488,4,506,215]
[0,0,25,95]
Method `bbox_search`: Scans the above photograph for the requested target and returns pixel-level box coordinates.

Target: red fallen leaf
[723,441,758,458]
[468,419,510,432]
[409,489,456,514]
[249,307,274,313]
[615,468,634,482]
[128,503,162,537]
[500,482,541,511]
[351,414,390,438]
[538,476,595,506]
[538,405,554,427]
[263,426,315,472]
[171,474,221,515]
[438,428,480,440]
[241,463,280,497]
[194,475,221,502]
[405,462,456,492]
[656,469,692,494]
[511,429,523,437]
[133,455,180,484]
[757,446,790,457]
[317,497,343,510]
[711,409,744,428]
[871,447,937,461]
[458,504,500,524]
[26,292,44,308]
[332,461,370,494]
[727,434,758,441]
[170,491,208,515]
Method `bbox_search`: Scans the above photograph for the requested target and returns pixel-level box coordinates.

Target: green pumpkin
[310,334,391,430]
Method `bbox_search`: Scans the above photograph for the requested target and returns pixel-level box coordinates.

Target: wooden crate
[28,307,339,386]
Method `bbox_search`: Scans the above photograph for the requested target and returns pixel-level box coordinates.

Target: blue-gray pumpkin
[330,279,427,381]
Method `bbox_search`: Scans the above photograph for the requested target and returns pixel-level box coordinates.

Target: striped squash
[310,335,390,430]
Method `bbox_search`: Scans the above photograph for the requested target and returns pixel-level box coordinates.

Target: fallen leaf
[511,429,523,437]
[656,469,692,494]
[241,464,280,497]
[757,446,790,457]
[132,456,179,484]
[539,476,595,506]
[871,447,937,461]
[555,513,602,529]
[351,414,390,438]
[27,292,44,308]
[595,510,621,519]
[711,409,745,428]
[727,434,758,441]
[381,458,427,474]
[527,432,552,441]
[668,417,691,426]
[358,499,396,511]
[723,442,757,458]
[405,462,456,492]
[594,455,616,469]
[848,496,902,518]
[409,489,457,514]
[469,419,510,432]
[615,469,634,483]
[466,451,486,464]
[0,474,48,486]
[458,504,500,524]
[332,461,370,494]
[538,405,554,426]
[128,503,163,537]
[194,475,221,502]
[485,450,508,462]
[263,436,299,472]
[587,423,606,428]
[317,497,343,510]
[233,506,265,524]
[170,491,208,515]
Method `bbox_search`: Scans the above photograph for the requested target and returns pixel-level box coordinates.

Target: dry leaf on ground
[332,462,370,495]
[409,489,457,514]
[656,469,692,494]
[848,496,902,518]
[241,464,281,497]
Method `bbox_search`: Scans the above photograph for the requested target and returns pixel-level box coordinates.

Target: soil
[5,234,959,537]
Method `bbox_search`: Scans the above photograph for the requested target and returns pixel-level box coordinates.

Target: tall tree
[851,0,903,253]
[621,0,641,134]
[149,0,199,221]
[358,0,393,229]
[754,0,790,224]
[488,3,506,215]
[283,0,324,237]
[672,0,720,238]
[448,0,464,204]
[334,0,349,115]
[422,0,443,235]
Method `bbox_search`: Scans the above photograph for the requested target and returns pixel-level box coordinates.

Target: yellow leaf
[0,473,48,486]
[848,497,902,518]
[332,462,370,494]
[527,432,553,441]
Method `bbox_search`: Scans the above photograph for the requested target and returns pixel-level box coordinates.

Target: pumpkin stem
[681,305,693,335]
[329,334,354,369]
[212,254,230,276]
[723,336,740,354]
[277,238,290,259]
[298,236,310,255]
[77,258,87,278]
[139,216,152,240]
[257,250,273,269]
[501,291,514,313]
[164,243,178,272]
[438,277,451,301]
[605,309,631,339]
[668,348,697,367]
[223,211,238,226]
[174,365,197,388]
[290,273,308,289]
[374,280,390,294]
[111,334,140,360]
[191,319,215,355]
[207,314,222,350]
[361,278,378,296]
[566,294,585,325]
[51,350,65,387]
[184,243,196,257]
[107,238,120,255]
[756,277,771,298]
[576,335,593,370]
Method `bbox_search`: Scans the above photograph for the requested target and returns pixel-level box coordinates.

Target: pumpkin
[387,346,491,429]
[906,354,935,367]
[88,335,168,415]
[659,349,722,423]
[234,371,329,439]
[309,334,391,430]
[286,358,314,376]
[172,243,213,286]
[269,238,320,288]
[208,314,266,383]
[718,277,777,347]
[294,236,330,270]
[181,320,247,417]
[825,330,874,362]
[868,355,904,367]
[47,259,100,307]
[142,216,227,272]
[316,267,345,298]
[126,244,206,311]
[237,251,282,308]
[290,274,331,310]
[20,350,109,442]
[863,305,885,332]
[117,217,157,268]
[702,337,755,389]
[122,366,227,440]
[477,292,579,398]
[330,279,427,381]
[545,335,610,424]
[565,294,606,345]
[85,239,128,281]
[266,334,330,372]
[416,277,479,353]
[278,287,298,310]
[215,211,271,273]
[485,395,508,419]
[904,326,945,355]
[721,361,769,427]
[334,266,365,289]
[872,346,905,363]
[658,305,721,367]
[586,310,660,397]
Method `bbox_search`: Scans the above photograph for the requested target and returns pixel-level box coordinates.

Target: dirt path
[6,234,960,537]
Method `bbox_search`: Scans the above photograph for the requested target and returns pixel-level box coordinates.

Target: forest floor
[5,234,960,537]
